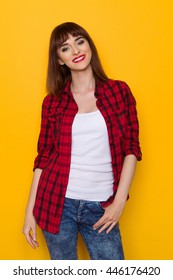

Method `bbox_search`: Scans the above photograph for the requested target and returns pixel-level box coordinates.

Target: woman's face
[57,34,92,72]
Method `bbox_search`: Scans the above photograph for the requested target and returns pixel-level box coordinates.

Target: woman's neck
[70,66,95,94]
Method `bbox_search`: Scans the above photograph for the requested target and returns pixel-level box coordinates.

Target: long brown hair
[46,22,108,96]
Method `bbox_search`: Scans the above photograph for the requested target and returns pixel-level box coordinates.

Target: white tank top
[65,110,114,201]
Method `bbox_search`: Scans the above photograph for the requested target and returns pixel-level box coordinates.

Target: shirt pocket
[110,110,128,138]
[48,113,64,142]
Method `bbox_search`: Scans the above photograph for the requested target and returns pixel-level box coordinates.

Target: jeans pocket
[84,201,104,214]
[97,202,106,210]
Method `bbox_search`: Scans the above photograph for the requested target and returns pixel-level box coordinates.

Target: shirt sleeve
[33,96,54,170]
[124,83,142,161]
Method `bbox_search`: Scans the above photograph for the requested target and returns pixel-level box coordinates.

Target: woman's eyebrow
[59,36,84,48]
[75,36,84,41]
[60,42,68,47]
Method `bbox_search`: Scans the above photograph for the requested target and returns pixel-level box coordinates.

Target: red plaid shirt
[33,79,142,233]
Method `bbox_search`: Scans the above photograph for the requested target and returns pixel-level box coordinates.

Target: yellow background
[0,0,173,260]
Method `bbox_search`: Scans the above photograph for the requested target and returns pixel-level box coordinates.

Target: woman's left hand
[93,200,126,234]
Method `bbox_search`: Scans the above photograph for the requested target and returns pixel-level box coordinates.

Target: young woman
[23,22,142,260]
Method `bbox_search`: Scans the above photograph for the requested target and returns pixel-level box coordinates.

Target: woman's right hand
[23,212,39,249]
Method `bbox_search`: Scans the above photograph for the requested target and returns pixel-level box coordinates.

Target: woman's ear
[58,58,65,65]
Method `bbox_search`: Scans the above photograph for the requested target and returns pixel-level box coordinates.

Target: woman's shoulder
[41,94,60,118]
[101,79,137,108]
[105,79,130,91]
[43,94,58,106]
[42,94,58,107]
[102,79,133,99]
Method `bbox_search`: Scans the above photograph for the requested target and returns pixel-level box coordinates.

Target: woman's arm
[23,168,42,248]
[93,154,137,233]
[23,96,55,247]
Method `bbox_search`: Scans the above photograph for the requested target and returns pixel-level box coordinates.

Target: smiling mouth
[72,55,86,63]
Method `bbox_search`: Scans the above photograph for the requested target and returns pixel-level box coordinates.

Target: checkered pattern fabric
[33,79,142,233]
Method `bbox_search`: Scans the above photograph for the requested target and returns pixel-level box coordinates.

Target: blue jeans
[43,197,124,260]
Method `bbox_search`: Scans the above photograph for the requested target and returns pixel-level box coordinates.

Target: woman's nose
[72,45,80,55]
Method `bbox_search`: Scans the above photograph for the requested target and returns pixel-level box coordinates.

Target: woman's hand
[22,169,42,249]
[23,212,39,249]
[94,155,137,234]
[93,199,126,234]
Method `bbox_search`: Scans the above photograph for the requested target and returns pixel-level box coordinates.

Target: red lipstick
[72,55,86,63]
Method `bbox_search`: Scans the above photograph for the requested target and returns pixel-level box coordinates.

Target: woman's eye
[61,46,70,52]
[77,39,85,45]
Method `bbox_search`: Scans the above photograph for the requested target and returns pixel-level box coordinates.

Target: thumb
[31,225,37,242]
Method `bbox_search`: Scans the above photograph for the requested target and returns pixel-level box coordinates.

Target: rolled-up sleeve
[33,96,54,170]
[124,84,142,161]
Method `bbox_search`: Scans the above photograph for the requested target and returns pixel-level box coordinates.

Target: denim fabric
[43,197,124,260]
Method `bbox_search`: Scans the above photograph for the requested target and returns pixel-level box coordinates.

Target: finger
[24,229,38,249]
[29,233,39,248]
[93,215,108,230]
[25,232,36,249]
[32,226,38,245]
[106,221,117,234]
[29,227,39,248]
[98,221,112,233]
